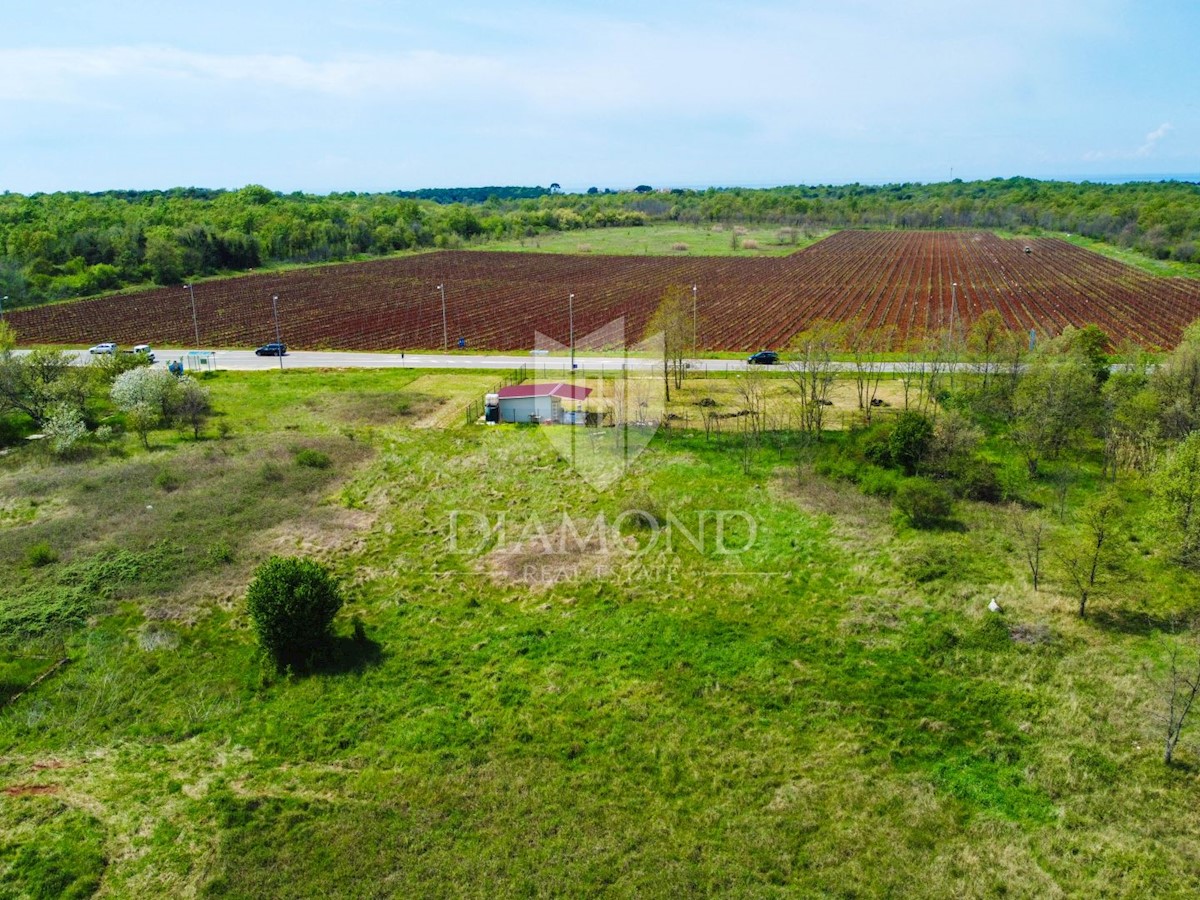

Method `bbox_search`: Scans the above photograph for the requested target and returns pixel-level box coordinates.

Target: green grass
[480,224,831,257]
[2,368,1200,895]
[1062,233,1200,280]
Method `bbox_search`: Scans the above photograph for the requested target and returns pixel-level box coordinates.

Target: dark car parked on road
[255,342,287,357]
[747,350,779,365]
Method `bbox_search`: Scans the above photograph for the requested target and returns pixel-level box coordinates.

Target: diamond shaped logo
[531,317,666,491]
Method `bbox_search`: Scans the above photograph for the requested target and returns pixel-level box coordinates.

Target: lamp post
[183,284,200,347]
[0,296,6,319]
[271,294,283,372]
[568,292,575,370]
[692,284,698,353]
[436,283,448,351]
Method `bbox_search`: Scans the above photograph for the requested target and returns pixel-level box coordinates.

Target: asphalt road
[59,348,752,373]
[44,347,1028,374]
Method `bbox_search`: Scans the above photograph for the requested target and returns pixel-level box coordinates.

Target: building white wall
[498,396,557,423]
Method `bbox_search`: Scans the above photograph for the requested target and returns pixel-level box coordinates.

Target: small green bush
[259,461,284,483]
[997,459,1031,502]
[26,542,59,568]
[155,469,182,492]
[904,542,959,583]
[857,465,903,498]
[295,448,332,469]
[245,556,344,670]
[953,460,1003,502]
[813,455,861,483]
[861,424,894,467]
[888,412,934,475]
[208,539,235,566]
[893,477,955,529]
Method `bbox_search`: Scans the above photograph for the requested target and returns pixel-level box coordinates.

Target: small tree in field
[1054,492,1124,617]
[1152,630,1200,765]
[176,377,212,439]
[1152,431,1200,567]
[1010,504,1049,591]
[44,402,87,457]
[645,286,692,400]
[246,556,344,670]
[785,320,842,438]
[111,366,182,446]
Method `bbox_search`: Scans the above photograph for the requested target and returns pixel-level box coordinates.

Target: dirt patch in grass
[307,391,421,426]
[3,783,59,796]
[480,519,631,589]
[167,506,375,616]
[775,468,890,539]
[259,506,374,558]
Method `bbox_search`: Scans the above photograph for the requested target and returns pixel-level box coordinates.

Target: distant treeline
[387,186,552,203]
[1,178,1198,308]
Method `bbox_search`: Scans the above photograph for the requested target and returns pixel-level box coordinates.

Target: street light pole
[0,296,6,319]
[692,284,698,353]
[184,284,200,347]
[271,294,283,372]
[569,292,575,370]
[950,281,959,342]
[436,283,447,351]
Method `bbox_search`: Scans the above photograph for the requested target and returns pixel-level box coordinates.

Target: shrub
[259,461,284,483]
[888,411,934,475]
[953,460,1002,502]
[997,459,1031,502]
[155,469,182,492]
[26,542,58,568]
[813,455,861,483]
[858,465,903,498]
[903,542,958,583]
[893,477,955,529]
[861,424,894,467]
[44,403,87,458]
[208,539,235,565]
[295,448,332,469]
[245,556,344,670]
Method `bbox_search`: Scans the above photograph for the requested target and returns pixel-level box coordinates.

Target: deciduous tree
[1152,432,1200,567]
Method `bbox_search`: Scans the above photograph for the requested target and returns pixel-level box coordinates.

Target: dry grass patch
[404,373,501,428]
[480,518,631,589]
[774,467,891,540]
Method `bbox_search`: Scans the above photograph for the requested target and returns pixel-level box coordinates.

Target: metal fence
[464,364,528,424]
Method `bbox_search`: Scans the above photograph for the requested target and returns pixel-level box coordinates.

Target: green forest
[1,178,1199,309]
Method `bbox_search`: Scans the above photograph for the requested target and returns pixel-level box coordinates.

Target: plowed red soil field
[11,231,1200,351]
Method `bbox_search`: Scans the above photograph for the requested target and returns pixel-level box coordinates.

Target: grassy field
[3,367,1200,896]
[479,224,830,257]
[1061,233,1200,280]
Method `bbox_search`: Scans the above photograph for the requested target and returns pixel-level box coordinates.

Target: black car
[747,350,779,365]
[255,342,287,357]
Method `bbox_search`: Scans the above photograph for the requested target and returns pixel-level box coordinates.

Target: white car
[89,342,117,355]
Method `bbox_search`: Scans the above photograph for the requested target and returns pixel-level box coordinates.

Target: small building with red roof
[493,382,592,424]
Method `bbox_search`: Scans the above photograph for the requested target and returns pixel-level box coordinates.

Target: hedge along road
[41,348,1001,374]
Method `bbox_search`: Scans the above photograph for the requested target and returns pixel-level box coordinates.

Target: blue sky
[1,0,1197,192]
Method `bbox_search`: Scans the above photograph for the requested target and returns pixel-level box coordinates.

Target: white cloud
[1137,122,1173,157]
[0,1,1193,191]
[1084,122,1174,162]
[0,46,502,102]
